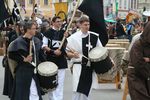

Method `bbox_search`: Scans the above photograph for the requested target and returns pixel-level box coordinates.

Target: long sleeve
[42,36,48,48]
[130,41,150,79]
[38,48,46,62]
[9,50,24,64]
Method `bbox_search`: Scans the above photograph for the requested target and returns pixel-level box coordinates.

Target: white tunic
[67,30,102,92]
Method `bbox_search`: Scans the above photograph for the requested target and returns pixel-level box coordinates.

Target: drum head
[38,61,58,76]
[89,47,108,61]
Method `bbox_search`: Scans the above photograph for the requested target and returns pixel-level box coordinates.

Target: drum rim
[97,66,117,81]
[90,52,108,62]
[41,86,57,93]
[89,47,108,62]
[38,70,58,76]
[37,61,58,76]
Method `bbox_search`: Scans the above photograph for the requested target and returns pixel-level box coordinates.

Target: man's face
[45,24,50,30]
[20,26,24,34]
[29,24,37,36]
[80,21,90,33]
[53,18,62,29]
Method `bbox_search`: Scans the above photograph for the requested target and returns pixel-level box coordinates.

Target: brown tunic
[127,27,150,100]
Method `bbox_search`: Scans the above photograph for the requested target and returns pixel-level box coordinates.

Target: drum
[89,47,113,74]
[37,61,58,93]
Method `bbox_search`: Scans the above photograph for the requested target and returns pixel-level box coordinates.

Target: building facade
[118,0,138,18]
[8,0,148,19]
[137,0,150,13]
[7,0,69,18]
[103,0,138,19]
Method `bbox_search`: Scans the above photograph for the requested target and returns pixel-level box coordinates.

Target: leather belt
[73,62,81,64]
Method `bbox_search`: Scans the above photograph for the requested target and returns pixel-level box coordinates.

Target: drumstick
[59,0,80,50]
[67,46,89,60]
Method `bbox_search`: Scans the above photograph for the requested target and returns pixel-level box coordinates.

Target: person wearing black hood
[115,19,127,39]
[2,21,25,98]
[8,21,45,100]
[127,22,150,100]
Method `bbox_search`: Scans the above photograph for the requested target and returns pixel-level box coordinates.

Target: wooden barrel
[108,39,129,43]
[106,43,121,47]
[113,42,130,50]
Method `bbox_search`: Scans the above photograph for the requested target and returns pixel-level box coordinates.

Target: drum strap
[48,38,51,49]
[32,39,37,74]
[21,39,37,73]
[87,33,91,66]
[87,33,92,51]
[32,38,36,66]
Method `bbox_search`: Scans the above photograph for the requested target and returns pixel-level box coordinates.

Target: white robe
[67,30,102,94]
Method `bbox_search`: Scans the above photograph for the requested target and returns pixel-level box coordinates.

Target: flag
[33,4,38,14]
[0,17,14,30]
[54,2,68,21]
[12,3,21,22]
[0,0,11,24]
[78,0,108,46]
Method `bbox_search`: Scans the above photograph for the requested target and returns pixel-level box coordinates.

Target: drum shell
[37,61,58,93]
[91,56,113,74]
[38,73,58,93]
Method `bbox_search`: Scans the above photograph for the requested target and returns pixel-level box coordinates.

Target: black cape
[8,36,45,100]
[3,30,19,98]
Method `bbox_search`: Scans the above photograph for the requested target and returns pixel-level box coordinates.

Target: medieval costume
[127,22,150,100]
[67,30,102,100]
[116,20,127,39]
[3,29,20,97]
[3,22,25,97]
[8,36,45,100]
[42,28,67,100]
[126,23,134,42]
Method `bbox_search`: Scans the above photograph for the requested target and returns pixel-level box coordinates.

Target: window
[134,0,137,9]
[16,0,20,3]
[44,0,49,5]
[131,0,133,9]
[124,0,127,9]
[119,0,122,9]
[29,0,33,4]
[22,0,25,6]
